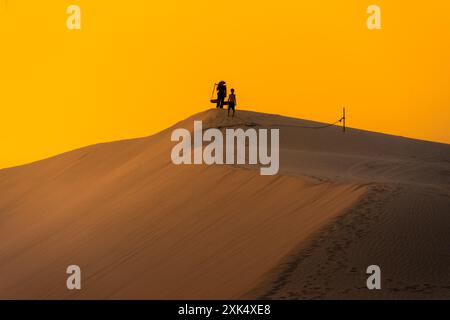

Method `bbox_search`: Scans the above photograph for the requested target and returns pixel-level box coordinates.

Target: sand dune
[0,109,449,299]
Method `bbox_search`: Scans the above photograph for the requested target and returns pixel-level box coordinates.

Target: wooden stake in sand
[343,107,346,133]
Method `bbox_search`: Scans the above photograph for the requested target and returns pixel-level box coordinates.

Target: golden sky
[1,1,449,168]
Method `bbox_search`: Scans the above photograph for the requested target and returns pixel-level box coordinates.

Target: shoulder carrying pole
[211,84,217,99]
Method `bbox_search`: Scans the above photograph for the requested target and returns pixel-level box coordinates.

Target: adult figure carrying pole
[215,81,227,109]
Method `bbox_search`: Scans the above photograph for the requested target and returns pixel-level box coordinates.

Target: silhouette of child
[228,89,237,117]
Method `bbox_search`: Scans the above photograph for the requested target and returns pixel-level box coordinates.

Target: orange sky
[1,1,450,168]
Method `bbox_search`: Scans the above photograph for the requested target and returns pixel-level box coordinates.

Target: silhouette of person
[228,88,237,117]
[216,81,227,109]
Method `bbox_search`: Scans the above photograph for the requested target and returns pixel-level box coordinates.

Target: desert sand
[0,109,449,299]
